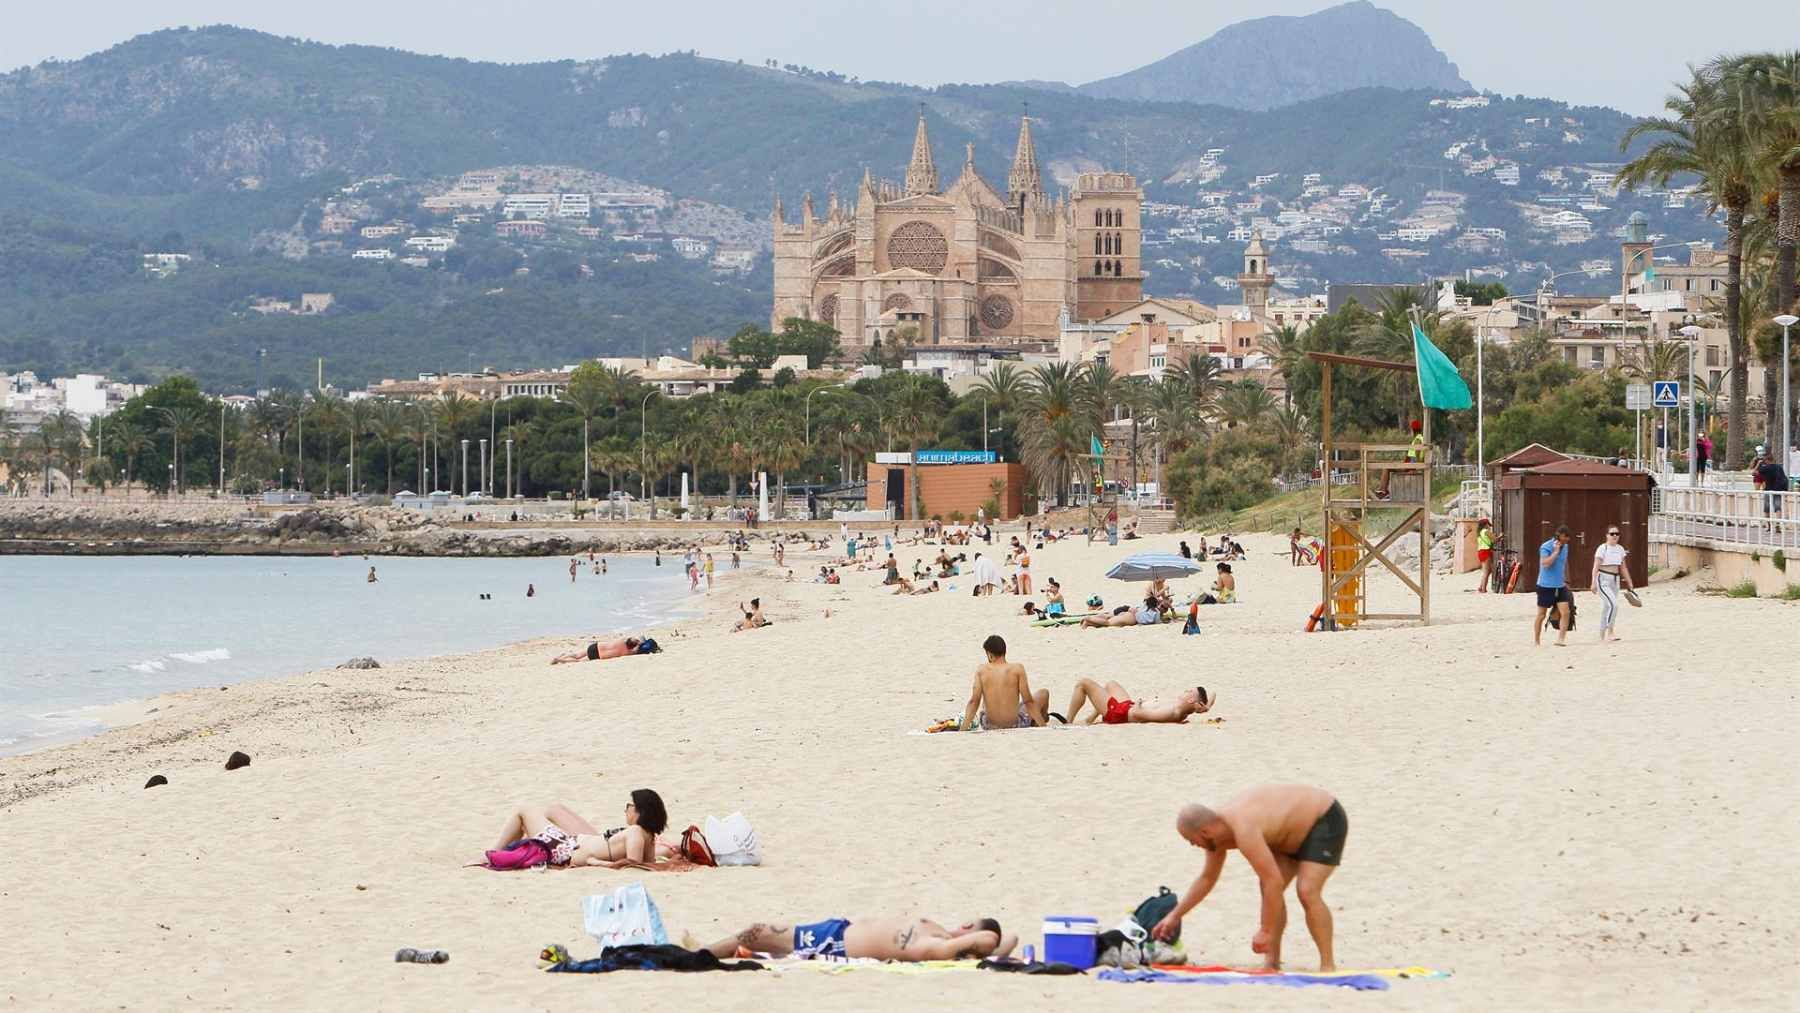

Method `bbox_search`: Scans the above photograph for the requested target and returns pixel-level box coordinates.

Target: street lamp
[218,403,227,494]
[804,384,846,445]
[640,389,656,502]
[505,438,514,499]
[479,438,488,496]
[1776,313,1799,469]
[1679,324,1701,484]
[460,439,470,497]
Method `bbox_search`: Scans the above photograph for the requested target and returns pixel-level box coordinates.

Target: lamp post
[219,403,226,494]
[479,438,488,496]
[804,384,845,445]
[1776,314,1799,470]
[460,439,470,497]
[1679,324,1701,484]
[640,389,656,502]
[505,438,514,499]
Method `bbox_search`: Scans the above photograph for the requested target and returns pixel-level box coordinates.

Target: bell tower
[1237,230,1274,317]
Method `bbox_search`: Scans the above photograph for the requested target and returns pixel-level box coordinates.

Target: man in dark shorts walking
[1151,784,1347,972]
[1534,524,1573,647]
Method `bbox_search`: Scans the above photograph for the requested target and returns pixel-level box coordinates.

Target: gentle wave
[170,648,231,664]
[127,659,168,673]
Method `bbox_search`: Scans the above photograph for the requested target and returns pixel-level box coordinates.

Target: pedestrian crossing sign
[1652,381,1680,408]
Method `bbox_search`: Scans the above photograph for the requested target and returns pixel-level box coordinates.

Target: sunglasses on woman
[1607,531,1620,536]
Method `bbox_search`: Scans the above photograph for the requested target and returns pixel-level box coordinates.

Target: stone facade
[772,112,1143,347]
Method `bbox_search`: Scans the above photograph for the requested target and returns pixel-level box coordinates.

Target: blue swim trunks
[793,918,851,959]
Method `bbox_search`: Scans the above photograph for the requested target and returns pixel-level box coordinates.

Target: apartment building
[555,194,591,219]
[502,194,557,220]
[352,249,395,260]
[495,220,548,238]
[404,236,456,253]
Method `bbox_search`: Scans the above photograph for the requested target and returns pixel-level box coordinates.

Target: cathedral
[771,111,1143,345]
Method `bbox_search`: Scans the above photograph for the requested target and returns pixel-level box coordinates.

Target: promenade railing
[1649,487,1800,551]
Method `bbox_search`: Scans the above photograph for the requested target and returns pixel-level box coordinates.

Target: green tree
[1619,64,1759,467]
[886,374,941,521]
[564,362,614,500]
[775,317,843,368]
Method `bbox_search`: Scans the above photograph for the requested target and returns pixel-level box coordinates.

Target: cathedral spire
[1007,111,1044,206]
[904,106,938,196]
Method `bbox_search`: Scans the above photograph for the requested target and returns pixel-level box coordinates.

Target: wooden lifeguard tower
[1311,350,1434,628]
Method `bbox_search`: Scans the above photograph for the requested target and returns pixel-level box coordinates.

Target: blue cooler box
[1041,915,1100,968]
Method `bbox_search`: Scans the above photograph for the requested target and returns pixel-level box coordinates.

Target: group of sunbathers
[960,634,1215,730]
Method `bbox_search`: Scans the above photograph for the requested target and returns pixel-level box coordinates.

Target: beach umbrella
[1105,553,1203,582]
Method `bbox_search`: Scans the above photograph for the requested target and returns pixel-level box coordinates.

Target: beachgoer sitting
[1147,578,1175,613]
[959,634,1049,730]
[892,577,917,595]
[551,637,644,664]
[1193,563,1237,604]
[490,791,673,868]
[733,598,768,631]
[1066,679,1213,724]
[1043,579,1066,616]
[1081,594,1163,628]
[689,915,1014,962]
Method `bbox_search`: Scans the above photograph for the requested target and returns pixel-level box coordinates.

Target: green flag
[1091,434,1105,460]
[1412,322,1472,410]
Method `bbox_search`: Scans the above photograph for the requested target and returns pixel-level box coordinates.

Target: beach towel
[1098,968,1389,990]
[1031,613,1100,627]
[545,944,762,973]
[583,884,668,950]
[770,957,980,975]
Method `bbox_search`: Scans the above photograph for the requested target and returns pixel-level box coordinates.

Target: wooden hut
[1498,459,1654,591]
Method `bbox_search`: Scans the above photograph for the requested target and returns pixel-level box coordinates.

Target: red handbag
[679,825,717,866]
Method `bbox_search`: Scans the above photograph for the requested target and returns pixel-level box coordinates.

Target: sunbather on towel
[1153,783,1347,973]
[688,915,1015,961]
[1081,595,1163,628]
[491,791,674,868]
[550,637,641,664]
[1066,678,1213,724]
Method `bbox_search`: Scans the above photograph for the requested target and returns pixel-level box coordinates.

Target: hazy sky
[5,1,1794,116]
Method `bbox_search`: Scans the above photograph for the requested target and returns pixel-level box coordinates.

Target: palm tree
[1721,52,1800,448]
[1166,351,1226,421]
[1259,324,1304,406]
[115,421,150,495]
[1621,337,1689,383]
[309,393,345,495]
[152,406,202,494]
[38,409,82,496]
[344,398,373,495]
[371,401,411,494]
[435,392,480,495]
[1619,64,1760,467]
[886,375,941,520]
[563,375,611,501]
[1018,362,1090,507]
[499,420,533,497]
[1217,379,1278,429]
[1114,376,1152,498]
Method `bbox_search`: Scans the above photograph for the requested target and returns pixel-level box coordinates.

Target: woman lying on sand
[1081,594,1164,628]
[492,790,673,868]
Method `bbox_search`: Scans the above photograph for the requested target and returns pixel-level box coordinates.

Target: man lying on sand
[550,638,642,664]
[1152,784,1347,972]
[1066,678,1212,724]
[688,915,1015,961]
[960,634,1049,730]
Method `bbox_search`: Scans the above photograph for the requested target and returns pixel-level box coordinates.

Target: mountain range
[0,13,1698,392]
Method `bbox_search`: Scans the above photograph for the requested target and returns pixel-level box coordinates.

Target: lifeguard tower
[1311,350,1434,628]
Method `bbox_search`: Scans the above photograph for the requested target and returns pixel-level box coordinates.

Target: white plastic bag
[703,812,762,866]
[583,883,668,950]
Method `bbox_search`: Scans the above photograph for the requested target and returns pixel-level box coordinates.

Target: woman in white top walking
[1590,524,1635,642]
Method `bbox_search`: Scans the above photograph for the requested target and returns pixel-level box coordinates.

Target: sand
[3,528,1795,1010]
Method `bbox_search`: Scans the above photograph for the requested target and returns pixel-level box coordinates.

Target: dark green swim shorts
[1289,800,1348,866]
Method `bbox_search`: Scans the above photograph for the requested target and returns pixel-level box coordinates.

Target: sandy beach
[3,527,1795,1010]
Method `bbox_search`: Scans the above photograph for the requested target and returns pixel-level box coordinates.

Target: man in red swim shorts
[1066,679,1213,724]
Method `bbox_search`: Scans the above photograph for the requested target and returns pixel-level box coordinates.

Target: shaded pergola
[1310,350,1433,628]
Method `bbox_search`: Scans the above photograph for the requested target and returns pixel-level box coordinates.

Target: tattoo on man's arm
[894,926,916,949]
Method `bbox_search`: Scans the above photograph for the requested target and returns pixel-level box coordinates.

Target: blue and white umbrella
[1105,552,1204,582]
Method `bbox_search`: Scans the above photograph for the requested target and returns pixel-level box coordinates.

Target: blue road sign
[1652,380,1680,408]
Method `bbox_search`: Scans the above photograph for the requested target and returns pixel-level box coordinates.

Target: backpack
[636,638,661,654]
[678,825,716,866]
[484,838,552,871]
[1550,597,1578,631]
[1130,886,1180,942]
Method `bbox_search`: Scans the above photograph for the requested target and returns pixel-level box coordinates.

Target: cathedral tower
[904,110,939,196]
[1238,230,1274,317]
[1007,114,1045,210]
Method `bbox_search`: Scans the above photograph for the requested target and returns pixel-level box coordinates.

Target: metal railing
[1452,479,1492,519]
[1649,487,1800,550]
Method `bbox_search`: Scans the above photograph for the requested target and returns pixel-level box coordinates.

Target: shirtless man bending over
[689,915,1014,962]
[550,637,641,664]
[960,635,1049,730]
[1152,783,1347,972]
[1065,678,1212,724]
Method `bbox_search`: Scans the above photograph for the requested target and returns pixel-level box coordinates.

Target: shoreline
[0,555,726,764]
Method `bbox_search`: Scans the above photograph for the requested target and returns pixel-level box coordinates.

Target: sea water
[0,553,697,753]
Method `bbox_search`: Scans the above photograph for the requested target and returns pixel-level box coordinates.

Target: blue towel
[1097,968,1389,991]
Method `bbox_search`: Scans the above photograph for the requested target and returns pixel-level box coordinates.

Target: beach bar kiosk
[1498,459,1653,592]
[866,450,1026,520]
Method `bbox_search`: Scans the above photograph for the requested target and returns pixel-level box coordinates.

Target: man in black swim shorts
[1150,784,1348,972]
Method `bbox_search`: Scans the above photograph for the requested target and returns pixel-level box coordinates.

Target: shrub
[1167,446,1276,522]
[1779,584,1800,601]
[948,510,966,523]
[1724,579,1758,599]
[1774,549,1787,573]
